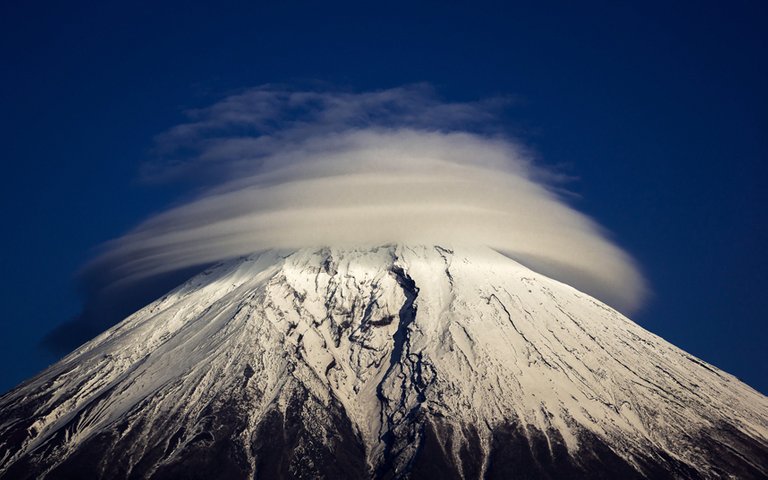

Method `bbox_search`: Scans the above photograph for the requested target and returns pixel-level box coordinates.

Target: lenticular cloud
[85,85,646,313]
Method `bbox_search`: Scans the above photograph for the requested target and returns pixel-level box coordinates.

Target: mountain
[0,245,766,479]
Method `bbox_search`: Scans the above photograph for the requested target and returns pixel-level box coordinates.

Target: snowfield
[1,245,766,479]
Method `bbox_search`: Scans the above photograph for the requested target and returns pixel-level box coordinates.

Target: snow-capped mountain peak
[1,245,766,479]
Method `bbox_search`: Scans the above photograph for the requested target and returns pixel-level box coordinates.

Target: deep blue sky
[1,1,765,394]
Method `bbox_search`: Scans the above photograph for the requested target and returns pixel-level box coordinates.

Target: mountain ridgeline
[0,246,766,479]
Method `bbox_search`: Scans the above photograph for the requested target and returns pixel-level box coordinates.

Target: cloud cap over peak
[86,85,647,315]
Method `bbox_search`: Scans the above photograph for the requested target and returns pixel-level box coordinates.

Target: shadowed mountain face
[1,245,766,479]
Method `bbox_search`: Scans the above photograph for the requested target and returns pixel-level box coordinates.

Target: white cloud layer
[85,85,646,313]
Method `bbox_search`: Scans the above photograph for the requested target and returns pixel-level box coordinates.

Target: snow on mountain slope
[0,245,766,479]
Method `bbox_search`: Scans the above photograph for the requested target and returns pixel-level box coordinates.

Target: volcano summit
[0,245,766,479]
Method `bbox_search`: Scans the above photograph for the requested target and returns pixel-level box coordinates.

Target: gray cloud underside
[85,86,646,313]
